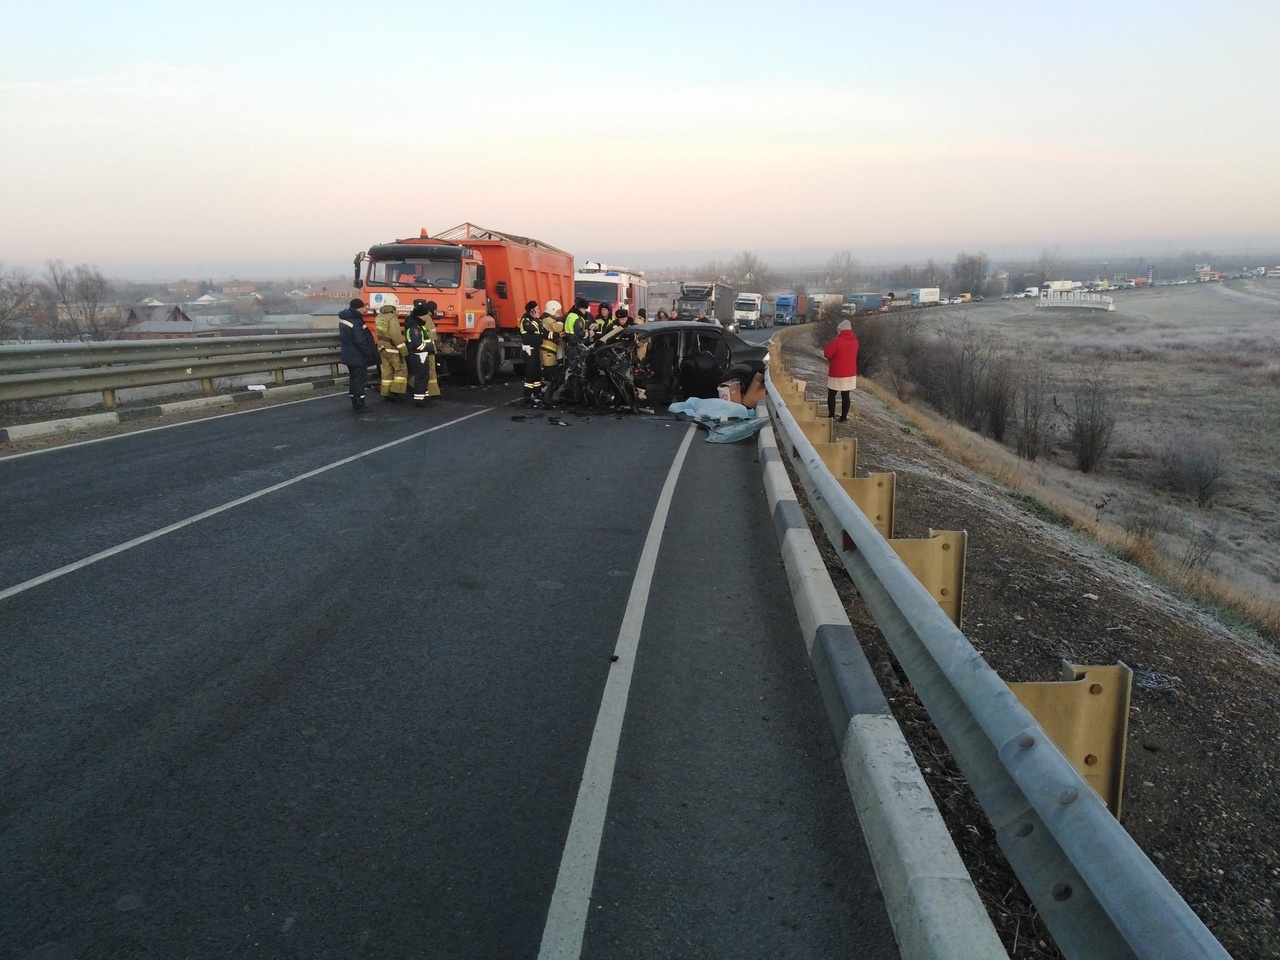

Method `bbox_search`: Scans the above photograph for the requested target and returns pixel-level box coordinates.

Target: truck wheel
[467,336,499,385]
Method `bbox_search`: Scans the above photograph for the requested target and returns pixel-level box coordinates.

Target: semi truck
[774,294,807,324]
[675,281,736,324]
[574,262,648,318]
[840,292,886,315]
[732,293,775,329]
[352,223,573,385]
[908,287,942,307]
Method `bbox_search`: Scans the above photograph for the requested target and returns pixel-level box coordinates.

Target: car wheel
[591,376,623,409]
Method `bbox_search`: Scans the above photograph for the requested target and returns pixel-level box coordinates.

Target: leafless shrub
[853,314,894,378]
[1054,363,1116,473]
[1014,356,1053,462]
[0,262,36,341]
[1179,519,1222,574]
[1156,435,1229,507]
[983,354,1016,443]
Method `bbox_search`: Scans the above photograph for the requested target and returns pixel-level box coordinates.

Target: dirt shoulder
[781,327,1279,960]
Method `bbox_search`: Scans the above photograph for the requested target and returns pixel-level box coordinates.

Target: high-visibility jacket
[563,309,587,336]
[540,315,563,366]
[376,309,407,356]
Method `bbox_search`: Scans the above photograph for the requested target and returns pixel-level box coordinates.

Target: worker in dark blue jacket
[338,298,378,413]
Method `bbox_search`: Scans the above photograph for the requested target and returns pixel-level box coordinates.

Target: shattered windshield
[368,260,462,288]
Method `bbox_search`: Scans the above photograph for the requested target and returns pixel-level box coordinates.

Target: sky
[2,0,1278,280]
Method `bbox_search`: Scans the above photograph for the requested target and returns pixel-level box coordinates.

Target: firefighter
[540,299,564,406]
[517,300,546,406]
[375,302,409,400]
[405,299,438,406]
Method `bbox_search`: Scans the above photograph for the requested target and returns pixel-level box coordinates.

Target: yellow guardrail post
[812,437,857,479]
[841,472,896,540]
[887,529,967,626]
[1008,662,1133,817]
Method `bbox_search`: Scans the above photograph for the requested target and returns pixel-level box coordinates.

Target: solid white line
[0,407,493,603]
[537,424,697,960]
[0,391,341,463]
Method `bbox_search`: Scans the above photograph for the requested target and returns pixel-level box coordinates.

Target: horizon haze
[3,1,1278,281]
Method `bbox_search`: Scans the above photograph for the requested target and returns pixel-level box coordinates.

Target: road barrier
[1038,291,1116,311]
[764,346,1229,960]
[0,334,341,408]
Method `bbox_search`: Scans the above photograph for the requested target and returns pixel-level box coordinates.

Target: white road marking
[537,424,697,960]
[0,408,492,603]
[0,391,340,462]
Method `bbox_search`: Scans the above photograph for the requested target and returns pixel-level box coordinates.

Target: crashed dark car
[582,321,769,410]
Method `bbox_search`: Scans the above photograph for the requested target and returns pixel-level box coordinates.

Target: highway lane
[0,381,896,958]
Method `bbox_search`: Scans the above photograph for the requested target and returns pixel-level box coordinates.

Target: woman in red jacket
[823,319,859,421]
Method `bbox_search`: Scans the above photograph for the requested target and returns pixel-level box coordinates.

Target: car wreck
[566,321,769,412]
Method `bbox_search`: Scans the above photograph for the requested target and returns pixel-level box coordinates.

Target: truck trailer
[908,287,942,307]
[774,294,807,324]
[353,223,574,385]
[675,281,736,325]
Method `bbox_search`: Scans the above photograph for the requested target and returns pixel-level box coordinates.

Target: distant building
[221,280,256,295]
[124,304,193,326]
[168,280,200,298]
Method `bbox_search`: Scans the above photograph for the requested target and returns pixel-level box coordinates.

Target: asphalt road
[0,378,897,959]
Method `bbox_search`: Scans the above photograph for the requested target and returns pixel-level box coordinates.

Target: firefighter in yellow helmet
[540,299,565,407]
[375,300,408,400]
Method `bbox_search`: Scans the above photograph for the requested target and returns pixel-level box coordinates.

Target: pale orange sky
[3,1,1277,277]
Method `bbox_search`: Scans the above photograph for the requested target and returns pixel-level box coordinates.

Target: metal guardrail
[0,334,341,408]
[765,371,1230,960]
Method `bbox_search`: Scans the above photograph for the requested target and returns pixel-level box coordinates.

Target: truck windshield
[575,280,621,303]
[677,299,711,314]
[368,260,462,288]
[733,300,756,310]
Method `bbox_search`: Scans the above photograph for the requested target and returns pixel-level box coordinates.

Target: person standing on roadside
[338,298,377,414]
[823,318,859,422]
[404,299,438,407]
[375,302,409,401]
[518,299,546,406]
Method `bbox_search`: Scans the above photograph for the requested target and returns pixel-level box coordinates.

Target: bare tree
[824,250,860,292]
[39,261,124,341]
[1015,355,1053,461]
[1035,247,1060,285]
[951,250,991,297]
[728,251,772,291]
[0,262,36,341]
[919,258,946,289]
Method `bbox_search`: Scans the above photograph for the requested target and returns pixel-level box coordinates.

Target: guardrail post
[200,378,214,396]
[330,363,339,377]
[812,437,857,478]
[101,388,117,409]
[887,529,967,626]
[1008,662,1133,817]
[840,472,896,539]
[274,368,285,386]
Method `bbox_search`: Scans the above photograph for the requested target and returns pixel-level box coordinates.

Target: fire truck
[352,223,574,384]
[573,262,648,317]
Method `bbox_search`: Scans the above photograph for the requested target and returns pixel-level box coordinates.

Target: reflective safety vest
[563,310,586,335]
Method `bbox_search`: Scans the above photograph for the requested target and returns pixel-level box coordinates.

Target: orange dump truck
[352,223,574,384]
